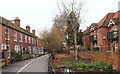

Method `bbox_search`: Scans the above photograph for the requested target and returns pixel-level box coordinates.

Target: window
[14,45,20,52]
[28,46,31,54]
[13,31,17,41]
[2,44,9,50]
[25,35,27,43]
[32,38,34,44]
[112,26,117,31]
[33,38,36,45]
[94,43,97,47]
[34,39,36,45]
[113,41,118,52]
[114,31,118,38]
[98,29,100,35]
[5,28,9,40]
[19,33,22,42]
[29,36,31,44]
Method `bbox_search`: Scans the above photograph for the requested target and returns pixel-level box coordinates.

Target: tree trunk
[74,30,78,61]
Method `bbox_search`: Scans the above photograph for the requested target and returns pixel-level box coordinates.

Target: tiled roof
[83,27,90,35]
[0,16,37,38]
[113,10,120,23]
[83,11,119,35]
[83,23,98,35]
[112,18,119,24]
[89,23,98,32]
[113,10,120,18]
[97,13,114,27]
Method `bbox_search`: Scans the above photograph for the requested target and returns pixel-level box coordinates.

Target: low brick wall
[78,51,120,70]
[0,59,6,67]
[21,54,32,60]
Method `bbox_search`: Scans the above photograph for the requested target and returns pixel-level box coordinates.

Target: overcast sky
[0,0,119,36]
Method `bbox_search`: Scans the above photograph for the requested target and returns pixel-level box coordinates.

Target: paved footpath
[2,54,49,73]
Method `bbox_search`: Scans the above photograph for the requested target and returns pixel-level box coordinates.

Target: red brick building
[81,10,120,70]
[0,17,42,64]
[83,26,90,51]
[89,23,98,51]
[83,13,116,51]
[107,11,119,51]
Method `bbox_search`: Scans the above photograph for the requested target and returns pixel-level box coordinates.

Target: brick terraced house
[80,10,120,70]
[83,12,119,51]
[0,17,42,65]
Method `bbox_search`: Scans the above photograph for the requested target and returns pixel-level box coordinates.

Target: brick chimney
[14,17,20,26]
[26,25,30,32]
[32,30,35,35]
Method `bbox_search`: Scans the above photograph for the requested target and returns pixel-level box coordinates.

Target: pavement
[2,54,49,73]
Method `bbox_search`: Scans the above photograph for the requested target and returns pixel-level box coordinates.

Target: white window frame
[25,35,27,43]
[5,28,9,40]
[2,44,9,50]
[113,41,118,52]
[14,45,20,52]
[19,33,22,42]
[29,36,31,44]
[112,26,118,31]
[32,38,34,44]
[13,31,17,41]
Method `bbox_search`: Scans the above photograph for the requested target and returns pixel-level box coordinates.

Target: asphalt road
[2,54,49,73]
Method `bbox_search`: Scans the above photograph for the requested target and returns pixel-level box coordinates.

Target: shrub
[12,51,29,55]
[91,61,112,70]
[12,51,21,55]
[65,60,112,71]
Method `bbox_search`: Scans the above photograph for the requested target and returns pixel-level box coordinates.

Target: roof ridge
[101,13,110,27]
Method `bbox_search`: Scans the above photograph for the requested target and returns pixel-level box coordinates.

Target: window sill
[14,40,17,42]
[5,38,10,40]
[19,41,22,43]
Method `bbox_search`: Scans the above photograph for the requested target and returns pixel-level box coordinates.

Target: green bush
[22,51,29,54]
[12,51,29,55]
[65,60,112,70]
[12,51,21,55]
[91,61,112,70]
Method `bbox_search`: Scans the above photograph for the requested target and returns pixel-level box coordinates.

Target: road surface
[2,54,49,73]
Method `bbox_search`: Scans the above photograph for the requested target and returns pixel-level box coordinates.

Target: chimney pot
[32,30,35,35]
[26,25,30,32]
[14,17,20,26]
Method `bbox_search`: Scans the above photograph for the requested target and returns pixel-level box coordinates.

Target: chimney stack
[14,17,20,26]
[26,25,30,32]
[32,30,35,35]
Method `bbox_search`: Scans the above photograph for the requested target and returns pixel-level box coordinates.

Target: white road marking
[16,55,48,74]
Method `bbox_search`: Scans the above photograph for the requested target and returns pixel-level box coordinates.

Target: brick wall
[96,28,109,51]
[83,35,90,49]
[78,51,120,70]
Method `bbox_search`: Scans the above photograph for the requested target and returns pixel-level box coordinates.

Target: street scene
[0,0,120,73]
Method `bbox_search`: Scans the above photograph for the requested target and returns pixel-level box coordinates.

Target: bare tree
[56,0,86,61]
